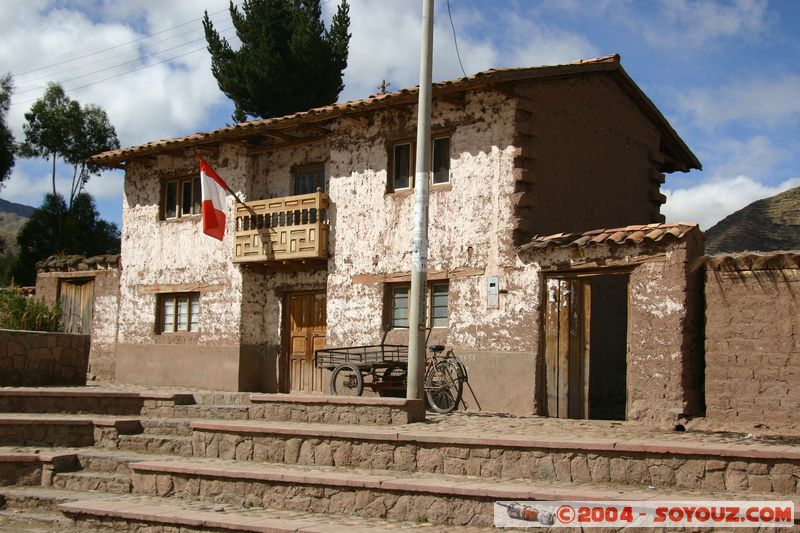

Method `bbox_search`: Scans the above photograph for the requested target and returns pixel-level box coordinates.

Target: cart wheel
[330,363,364,396]
[425,360,463,413]
[379,365,407,398]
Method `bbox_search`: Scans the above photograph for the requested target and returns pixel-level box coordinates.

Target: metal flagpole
[407,0,434,406]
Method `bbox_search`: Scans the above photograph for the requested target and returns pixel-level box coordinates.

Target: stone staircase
[0,386,798,531]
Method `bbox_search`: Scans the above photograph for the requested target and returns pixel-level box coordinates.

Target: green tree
[66,104,119,204]
[12,192,120,286]
[20,83,119,206]
[0,74,15,186]
[204,0,351,121]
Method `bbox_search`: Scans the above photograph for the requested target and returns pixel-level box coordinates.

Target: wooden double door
[543,274,629,420]
[59,279,94,334]
[284,290,327,394]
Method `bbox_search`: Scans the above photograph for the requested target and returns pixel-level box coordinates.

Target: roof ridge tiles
[87,53,700,171]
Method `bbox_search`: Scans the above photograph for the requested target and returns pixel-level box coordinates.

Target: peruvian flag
[199,157,229,241]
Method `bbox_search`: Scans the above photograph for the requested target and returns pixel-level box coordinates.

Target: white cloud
[338,0,595,101]
[2,163,64,207]
[676,74,800,129]
[3,1,232,145]
[663,175,800,230]
[632,0,770,49]
[705,135,788,179]
[1,1,234,223]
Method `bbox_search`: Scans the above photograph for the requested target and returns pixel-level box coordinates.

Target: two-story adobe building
[87,54,701,422]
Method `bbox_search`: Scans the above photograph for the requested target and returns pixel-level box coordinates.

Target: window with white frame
[162,176,201,219]
[158,293,200,333]
[390,136,451,191]
[390,282,449,328]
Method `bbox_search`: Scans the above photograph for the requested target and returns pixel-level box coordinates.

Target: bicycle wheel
[425,360,463,413]
[330,363,364,396]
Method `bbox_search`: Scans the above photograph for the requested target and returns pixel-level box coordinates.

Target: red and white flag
[199,157,229,241]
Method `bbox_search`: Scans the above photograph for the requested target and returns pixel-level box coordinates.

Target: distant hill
[0,198,35,218]
[704,186,800,254]
[0,198,36,254]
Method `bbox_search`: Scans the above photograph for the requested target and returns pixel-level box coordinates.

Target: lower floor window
[390,282,449,328]
[159,293,199,333]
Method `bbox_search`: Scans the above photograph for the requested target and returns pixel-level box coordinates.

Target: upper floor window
[393,143,412,190]
[432,137,451,185]
[390,136,451,192]
[163,176,201,219]
[389,282,449,328]
[294,164,325,195]
[158,293,199,333]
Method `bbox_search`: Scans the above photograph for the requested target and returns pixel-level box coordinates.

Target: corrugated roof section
[519,223,700,253]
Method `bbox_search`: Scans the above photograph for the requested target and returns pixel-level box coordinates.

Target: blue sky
[2,0,799,230]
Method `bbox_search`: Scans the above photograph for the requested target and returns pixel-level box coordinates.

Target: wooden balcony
[233,191,329,266]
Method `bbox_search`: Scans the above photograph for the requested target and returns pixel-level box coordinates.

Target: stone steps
[190,420,800,495]
[57,494,489,532]
[118,433,192,456]
[126,457,800,528]
[0,486,109,512]
[76,448,179,475]
[140,417,193,436]
[52,470,132,494]
[249,394,425,425]
[0,388,195,416]
[174,405,251,420]
[3,388,800,530]
[0,416,96,447]
[0,508,98,533]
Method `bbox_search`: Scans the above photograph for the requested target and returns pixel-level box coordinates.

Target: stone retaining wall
[0,329,89,386]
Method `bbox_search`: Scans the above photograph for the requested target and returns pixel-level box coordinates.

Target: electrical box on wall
[487,276,499,309]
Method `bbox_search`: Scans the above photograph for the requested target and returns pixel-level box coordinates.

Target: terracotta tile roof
[703,251,800,271]
[88,54,700,171]
[519,223,701,253]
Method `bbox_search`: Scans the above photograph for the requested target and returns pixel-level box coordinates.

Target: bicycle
[316,335,468,413]
[424,344,468,413]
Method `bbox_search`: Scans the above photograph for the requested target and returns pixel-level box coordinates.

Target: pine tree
[203,0,351,121]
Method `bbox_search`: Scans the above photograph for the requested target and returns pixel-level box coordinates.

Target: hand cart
[314,328,468,413]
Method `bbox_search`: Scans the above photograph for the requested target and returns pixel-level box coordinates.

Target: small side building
[518,223,705,426]
[35,254,121,382]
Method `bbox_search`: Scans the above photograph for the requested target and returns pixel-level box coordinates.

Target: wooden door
[544,278,590,419]
[286,291,327,394]
[59,279,94,334]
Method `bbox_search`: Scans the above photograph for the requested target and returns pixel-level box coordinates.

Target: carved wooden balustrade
[233,191,329,264]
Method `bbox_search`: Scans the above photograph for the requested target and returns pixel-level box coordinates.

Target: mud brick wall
[705,267,800,427]
[0,329,89,386]
[627,234,706,425]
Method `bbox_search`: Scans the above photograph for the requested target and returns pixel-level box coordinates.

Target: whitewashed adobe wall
[323,90,541,354]
[118,144,251,347]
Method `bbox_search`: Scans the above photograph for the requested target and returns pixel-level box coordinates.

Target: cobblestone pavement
[415,412,799,449]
